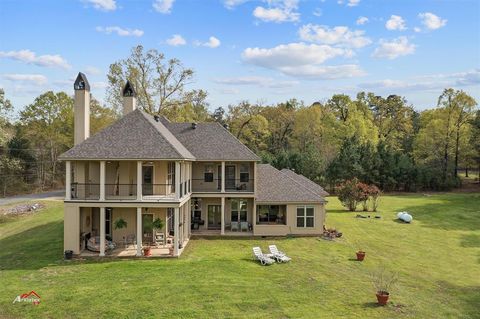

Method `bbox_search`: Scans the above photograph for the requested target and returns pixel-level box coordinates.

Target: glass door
[207,205,221,229]
[142,165,153,196]
[142,213,153,244]
[225,165,236,190]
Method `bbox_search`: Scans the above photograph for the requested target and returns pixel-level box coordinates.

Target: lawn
[0,193,479,319]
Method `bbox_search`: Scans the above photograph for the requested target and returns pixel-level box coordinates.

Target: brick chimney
[122,80,137,115]
[73,72,90,145]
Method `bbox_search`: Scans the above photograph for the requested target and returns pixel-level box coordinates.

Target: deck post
[175,161,181,200]
[99,161,106,201]
[137,161,142,200]
[174,207,180,256]
[252,199,256,235]
[221,197,225,235]
[99,207,106,256]
[221,161,225,193]
[65,161,71,200]
[136,207,142,256]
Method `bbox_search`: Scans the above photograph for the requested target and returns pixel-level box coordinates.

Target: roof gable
[60,109,194,160]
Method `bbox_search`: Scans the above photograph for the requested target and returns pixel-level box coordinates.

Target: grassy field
[0,194,479,318]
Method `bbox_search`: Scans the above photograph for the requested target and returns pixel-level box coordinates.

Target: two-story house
[60,73,328,257]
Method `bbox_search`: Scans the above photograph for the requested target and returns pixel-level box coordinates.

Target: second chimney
[122,80,137,115]
[73,72,90,145]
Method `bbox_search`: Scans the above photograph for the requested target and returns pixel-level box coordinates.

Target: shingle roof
[256,164,326,203]
[60,109,195,160]
[163,121,261,161]
[281,169,330,197]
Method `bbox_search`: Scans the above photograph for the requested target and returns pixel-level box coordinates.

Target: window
[105,208,112,237]
[296,206,314,228]
[167,162,175,193]
[231,199,248,222]
[257,205,285,225]
[204,164,214,182]
[240,164,249,183]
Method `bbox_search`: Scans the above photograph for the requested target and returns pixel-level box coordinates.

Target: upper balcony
[66,160,191,202]
[191,161,255,194]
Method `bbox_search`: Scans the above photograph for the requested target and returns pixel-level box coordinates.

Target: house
[60,73,328,257]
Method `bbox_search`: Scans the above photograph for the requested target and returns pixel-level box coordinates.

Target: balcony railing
[71,183,100,200]
[142,184,175,197]
[192,178,254,193]
[105,184,137,199]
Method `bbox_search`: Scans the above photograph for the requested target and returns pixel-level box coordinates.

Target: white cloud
[196,36,221,48]
[253,0,300,23]
[418,12,447,30]
[92,81,108,89]
[86,0,116,11]
[85,66,101,75]
[356,16,368,25]
[338,0,360,7]
[359,69,480,91]
[372,36,415,59]
[96,26,144,37]
[2,74,48,86]
[166,34,186,46]
[223,0,249,9]
[299,24,371,48]
[414,27,421,33]
[0,50,70,69]
[219,88,240,94]
[385,15,407,31]
[347,0,360,7]
[214,76,299,88]
[242,42,363,79]
[153,0,175,14]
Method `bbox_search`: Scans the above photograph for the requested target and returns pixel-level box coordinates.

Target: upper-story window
[240,164,249,183]
[204,164,214,182]
[167,162,175,193]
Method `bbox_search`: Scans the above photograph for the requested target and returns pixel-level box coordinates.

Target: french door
[225,165,236,190]
[207,205,222,229]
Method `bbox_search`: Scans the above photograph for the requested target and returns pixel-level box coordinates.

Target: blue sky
[0,0,479,114]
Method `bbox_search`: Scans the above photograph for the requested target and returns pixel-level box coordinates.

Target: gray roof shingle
[256,164,326,203]
[163,121,260,161]
[60,109,195,160]
[281,169,330,197]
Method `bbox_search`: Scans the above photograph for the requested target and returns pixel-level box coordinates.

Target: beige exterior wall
[64,204,80,254]
[253,203,325,236]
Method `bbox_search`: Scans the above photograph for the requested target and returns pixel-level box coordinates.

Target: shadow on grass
[460,234,480,248]
[401,194,480,231]
[438,282,480,318]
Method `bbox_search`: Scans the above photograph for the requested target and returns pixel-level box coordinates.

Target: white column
[253,162,257,193]
[65,161,71,200]
[137,161,142,200]
[221,161,225,193]
[99,207,106,256]
[174,207,180,256]
[99,161,106,201]
[252,199,257,235]
[136,207,142,256]
[175,161,181,200]
[221,197,225,235]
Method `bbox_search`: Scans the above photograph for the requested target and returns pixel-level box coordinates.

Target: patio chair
[231,221,239,231]
[124,234,136,249]
[240,221,249,232]
[252,247,275,266]
[155,233,165,247]
[268,245,291,263]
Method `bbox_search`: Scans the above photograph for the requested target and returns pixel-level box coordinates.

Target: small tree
[358,182,371,211]
[337,178,363,211]
[369,185,381,212]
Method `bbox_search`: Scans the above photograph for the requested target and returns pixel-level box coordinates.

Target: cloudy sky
[0,0,479,113]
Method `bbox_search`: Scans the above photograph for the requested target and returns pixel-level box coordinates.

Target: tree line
[0,45,478,196]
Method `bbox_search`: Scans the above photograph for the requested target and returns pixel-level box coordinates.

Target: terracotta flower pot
[143,247,151,257]
[376,291,389,305]
[356,251,366,261]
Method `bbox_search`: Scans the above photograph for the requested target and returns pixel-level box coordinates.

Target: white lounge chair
[268,245,291,263]
[252,247,275,265]
[231,221,239,231]
[240,221,249,232]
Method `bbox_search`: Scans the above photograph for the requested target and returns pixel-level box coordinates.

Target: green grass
[0,194,479,318]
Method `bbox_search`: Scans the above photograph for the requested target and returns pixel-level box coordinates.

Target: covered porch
[67,201,191,257]
[190,197,255,236]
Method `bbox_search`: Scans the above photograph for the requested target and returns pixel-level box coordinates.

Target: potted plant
[114,218,128,230]
[142,218,164,257]
[356,250,366,261]
[370,267,398,306]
